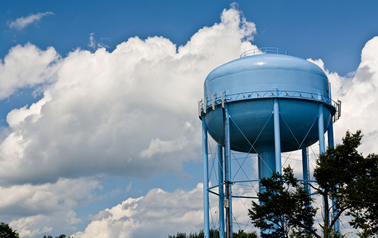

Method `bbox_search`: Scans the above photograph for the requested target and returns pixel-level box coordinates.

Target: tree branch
[307,183,322,194]
[329,206,348,229]
[286,213,321,238]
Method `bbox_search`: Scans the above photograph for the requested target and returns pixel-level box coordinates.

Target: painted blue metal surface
[224,106,233,238]
[217,145,225,238]
[204,54,329,97]
[202,54,336,153]
[318,102,326,154]
[302,146,311,235]
[200,51,340,237]
[302,146,309,193]
[202,119,210,238]
[273,90,281,174]
[328,121,340,233]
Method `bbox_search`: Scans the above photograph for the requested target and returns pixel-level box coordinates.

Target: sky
[0,0,378,237]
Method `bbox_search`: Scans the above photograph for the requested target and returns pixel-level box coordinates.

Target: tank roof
[205,54,326,85]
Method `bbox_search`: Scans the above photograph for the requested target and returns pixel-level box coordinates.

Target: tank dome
[204,54,329,100]
[201,53,336,153]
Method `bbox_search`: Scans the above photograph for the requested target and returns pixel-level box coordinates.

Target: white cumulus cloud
[73,183,256,238]
[8,12,54,30]
[308,36,378,154]
[73,184,204,238]
[0,178,101,237]
[0,6,257,185]
[3,4,378,238]
[0,43,60,100]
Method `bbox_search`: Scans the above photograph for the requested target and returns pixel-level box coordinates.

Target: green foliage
[314,130,378,236]
[188,230,204,238]
[357,226,371,238]
[343,152,378,235]
[233,229,258,238]
[248,167,317,238]
[288,228,347,238]
[249,130,378,238]
[169,230,203,238]
[43,235,72,238]
[168,229,257,238]
[327,229,347,238]
[168,232,187,238]
[0,222,19,238]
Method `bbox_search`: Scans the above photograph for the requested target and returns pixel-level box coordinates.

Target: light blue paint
[302,146,309,192]
[218,145,225,238]
[328,120,340,233]
[201,52,339,236]
[203,54,334,154]
[273,89,281,174]
[202,119,210,238]
[318,102,325,154]
[224,106,233,238]
[302,146,311,234]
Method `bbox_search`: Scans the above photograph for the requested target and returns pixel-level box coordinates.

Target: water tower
[199,48,341,238]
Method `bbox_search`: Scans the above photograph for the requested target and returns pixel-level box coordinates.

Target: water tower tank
[199,49,341,238]
[202,50,336,154]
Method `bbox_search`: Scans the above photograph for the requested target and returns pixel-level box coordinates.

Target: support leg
[218,145,225,238]
[302,146,311,233]
[202,118,210,238]
[318,103,325,154]
[273,95,282,174]
[328,120,340,233]
[318,102,329,228]
[302,146,310,195]
[224,106,233,238]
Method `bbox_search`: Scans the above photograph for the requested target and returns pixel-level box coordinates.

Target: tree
[168,232,187,238]
[43,234,72,238]
[233,229,258,238]
[248,167,317,238]
[314,130,378,236]
[249,130,378,237]
[168,229,257,238]
[0,222,20,238]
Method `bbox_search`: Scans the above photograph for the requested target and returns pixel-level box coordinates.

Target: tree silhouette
[249,130,378,237]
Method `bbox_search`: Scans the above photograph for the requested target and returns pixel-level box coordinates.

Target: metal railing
[198,90,341,122]
[240,47,289,58]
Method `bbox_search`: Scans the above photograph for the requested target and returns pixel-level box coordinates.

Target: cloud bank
[74,184,204,238]
[0,6,256,186]
[309,36,378,154]
[71,35,378,238]
[2,4,378,238]
[1,6,257,237]
[0,43,60,99]
[73,183,255,238]
[2,178,101,237]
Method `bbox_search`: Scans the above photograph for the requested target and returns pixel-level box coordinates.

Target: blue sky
[2,1,377,75]
[1,1,378,237]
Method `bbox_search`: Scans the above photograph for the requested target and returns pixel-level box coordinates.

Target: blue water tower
[199,48,341,238]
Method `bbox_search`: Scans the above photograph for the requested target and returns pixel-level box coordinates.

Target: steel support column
[328,120,340,233]
[318,101,329,227]
[218,144,225,238]
[224,106,233,238]
[302,146,309,194]
[273,90,282,174]
[202,118,210,238]
[302,146,311,234]
[318,103,325,154]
